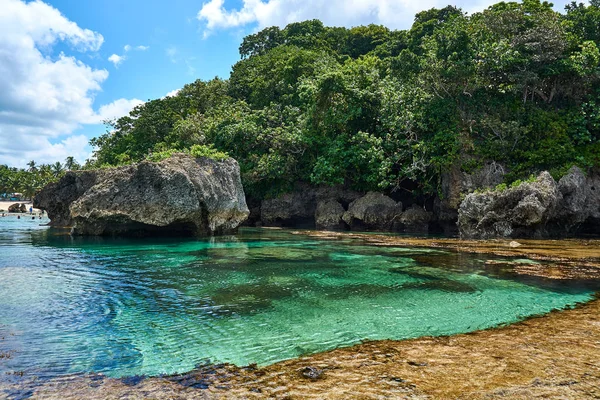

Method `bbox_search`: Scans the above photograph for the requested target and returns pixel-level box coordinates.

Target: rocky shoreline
[249,165,600,239]
[2,234,599,399]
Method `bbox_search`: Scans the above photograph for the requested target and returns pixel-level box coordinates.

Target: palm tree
[27,160,37,172]
[51,162,64,177]
[65,156,77,171]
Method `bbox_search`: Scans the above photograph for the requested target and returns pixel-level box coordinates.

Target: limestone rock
[34,154,249,236]
[435,161,506,233]
[458,172,560,238]
[399,205,432,233]
[554,166,600,233]
[342,192,402,231]
[315,200,346,230]
[261,183,316,227]
[260,184,360,228]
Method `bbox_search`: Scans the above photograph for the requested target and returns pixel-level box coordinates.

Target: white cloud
[93,98,144,123]
[123,44,132,52]
[136,45,150,51]
[108,53,125,67]
[0,0,139,166]
[164,89,181,98]
[197,0,576,36]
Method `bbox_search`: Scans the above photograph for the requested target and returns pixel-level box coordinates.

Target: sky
[0,0,578,167]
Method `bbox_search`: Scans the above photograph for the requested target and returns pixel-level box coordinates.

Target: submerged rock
[34,154,249,236]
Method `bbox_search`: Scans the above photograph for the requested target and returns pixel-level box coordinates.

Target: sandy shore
[0,200,41,213]
[1,232,600,399]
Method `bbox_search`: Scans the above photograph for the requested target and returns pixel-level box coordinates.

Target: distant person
[29,206,33,214]
[17,215,20,219]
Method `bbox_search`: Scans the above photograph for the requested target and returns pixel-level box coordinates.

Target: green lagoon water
[0,216,597,381]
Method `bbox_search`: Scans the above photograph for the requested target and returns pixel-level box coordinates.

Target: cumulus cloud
[136,45,150,51]
[0,0,139,166]
[164,89,181,98]
[197,0,575,35]
[108,53,125,67]
[93,98,144,123]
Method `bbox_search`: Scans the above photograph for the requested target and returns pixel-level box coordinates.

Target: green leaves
[85,4,600,200]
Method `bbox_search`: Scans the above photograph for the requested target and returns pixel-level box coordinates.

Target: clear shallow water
[0,217,596,381]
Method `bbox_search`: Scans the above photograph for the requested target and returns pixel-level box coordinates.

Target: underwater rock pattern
[34,154,249,236]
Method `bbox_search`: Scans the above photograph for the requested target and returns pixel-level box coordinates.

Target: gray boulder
[260,183,316,227]
[458,172,560,238]
[260,184,361,228]
[552,166,600,234]
[435,161,506,233]
[315,200,346,230]
[342,192,402,231]
[399,205,432,233]
[34,154,249,236]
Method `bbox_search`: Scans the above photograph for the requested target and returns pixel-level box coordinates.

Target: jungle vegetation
[16,0,600,199]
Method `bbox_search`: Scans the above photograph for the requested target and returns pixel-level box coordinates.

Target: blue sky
[0,0,577,167]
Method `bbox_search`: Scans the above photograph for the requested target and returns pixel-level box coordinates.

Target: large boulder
[435,162,506,233]
[552,166,600,234]
[458,172,561,238]
[260,183,316,227]
[8,203,27,213]
[342,192,402,231]
[34,154,249,236]
[399,205,432,233]
[315,200,346,230]
[260,184,361,228]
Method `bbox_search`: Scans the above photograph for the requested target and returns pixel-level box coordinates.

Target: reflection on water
[0,216,597,382]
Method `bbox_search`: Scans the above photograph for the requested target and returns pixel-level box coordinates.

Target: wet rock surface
[34,154,249,237]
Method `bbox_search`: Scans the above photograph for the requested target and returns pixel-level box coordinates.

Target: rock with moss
[458,172,561,238]
[34,154,249,236]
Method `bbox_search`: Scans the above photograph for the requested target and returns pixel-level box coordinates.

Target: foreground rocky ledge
[33,155,249,236]
[3,233,599,399]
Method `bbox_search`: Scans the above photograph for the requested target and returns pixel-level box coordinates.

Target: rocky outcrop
[8,203,27,213]
[315,200,346,230]
[260,184,316,227]
[458,172,559,238]
[458,167,600,238]
[399,205,432,233]
[34,154,249,237]
[260,184,360,228]
[342,192,402,231]
[435,162,506,233]
[554,166,600,232]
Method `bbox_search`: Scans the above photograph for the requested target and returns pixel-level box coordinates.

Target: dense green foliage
[90,0,600,198]
[0,158,80,200]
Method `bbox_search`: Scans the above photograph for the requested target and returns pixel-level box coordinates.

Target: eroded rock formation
[34,154,249,236]
[458,167,600,238]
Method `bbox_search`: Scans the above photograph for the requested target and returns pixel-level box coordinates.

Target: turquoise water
[0,216,596,381]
